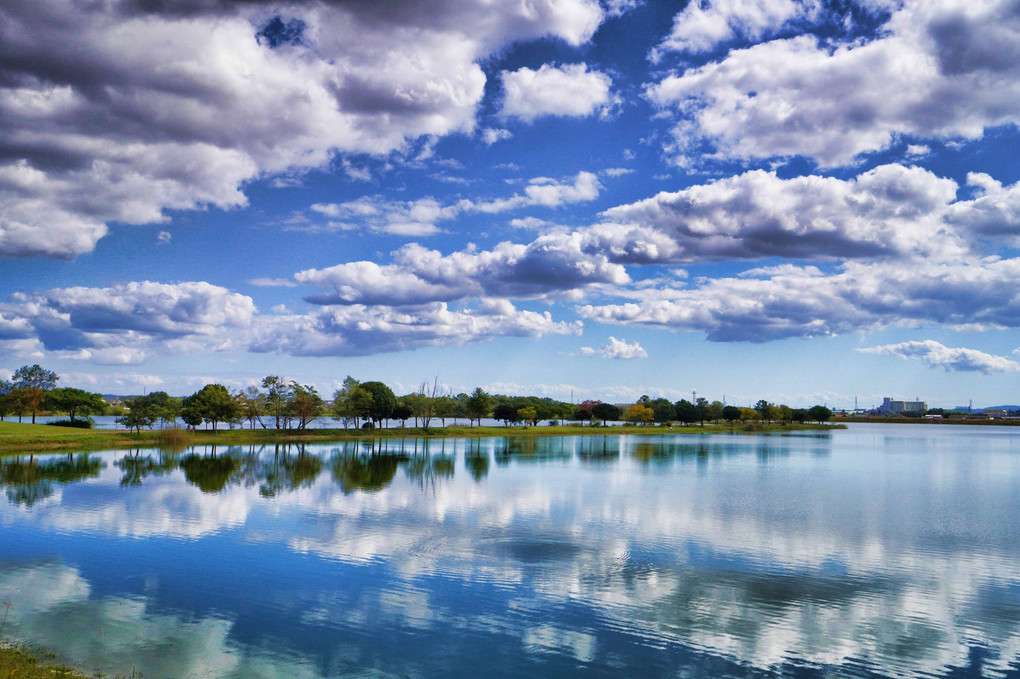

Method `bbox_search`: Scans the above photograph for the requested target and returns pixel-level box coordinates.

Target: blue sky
[2,0,1020,409]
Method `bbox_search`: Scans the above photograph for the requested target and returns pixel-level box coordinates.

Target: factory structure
[877,397,928,414]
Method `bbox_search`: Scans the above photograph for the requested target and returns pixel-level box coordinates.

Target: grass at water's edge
[0,420,844,456]
[0,640,96,679]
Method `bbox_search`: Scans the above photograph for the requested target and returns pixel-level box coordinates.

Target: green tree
[117,407,157,433]
[808,405,833,424]
[791,408,809,424]
[433,395,457,427]
[721,405,742,426]
[184,384,241,432]
[650,398,676,424]
[44,387,106,423]
[331,376,374,429]
[518,406,538,426]
[237,385,265,430]
[288,383,323,429]
[777,404,793,425]
[132,391,179,429]
[674,399,698,425]
[591,402,620,426]
[755,399,774,423]
[0,379,13,421]
[493,401,519,426]
[261,375,293,429]
[393,402,414,427]
[181,406,203,429]
[401,392,427,427]
[361,381,397,426]
[695,397,710,425]
[706,400,724,423]
[12,364,59,423]
[465,387,493,426]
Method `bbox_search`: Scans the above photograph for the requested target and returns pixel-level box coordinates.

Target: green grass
[0,640,94,679]
[0,419,843,457]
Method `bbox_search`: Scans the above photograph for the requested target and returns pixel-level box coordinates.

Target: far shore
[836,416,1020,426]
[0,420,845,456]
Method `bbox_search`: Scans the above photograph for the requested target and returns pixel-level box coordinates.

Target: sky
[2,0,1020,410]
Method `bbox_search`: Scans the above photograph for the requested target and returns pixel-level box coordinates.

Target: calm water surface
[1,424,1019,678]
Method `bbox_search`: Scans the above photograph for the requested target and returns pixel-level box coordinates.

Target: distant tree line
[0,364,105,427]
[0,364,838,432]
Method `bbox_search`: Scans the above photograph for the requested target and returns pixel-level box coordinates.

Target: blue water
[1,424,1019,678]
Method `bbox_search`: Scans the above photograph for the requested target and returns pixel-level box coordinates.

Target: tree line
[0,364,106,426]
[1,364,836,432]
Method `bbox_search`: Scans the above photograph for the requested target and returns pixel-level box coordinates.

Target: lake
[1,424,1018,678]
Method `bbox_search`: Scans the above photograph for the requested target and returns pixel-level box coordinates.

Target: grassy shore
[0,641,94,679]
[0,419,843,456]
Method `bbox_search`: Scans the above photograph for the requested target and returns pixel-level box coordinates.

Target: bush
[157,426,193,450]
[46,418,95,429]
[361,421,375,430]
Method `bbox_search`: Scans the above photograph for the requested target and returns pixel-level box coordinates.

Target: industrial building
[878,397,928,414]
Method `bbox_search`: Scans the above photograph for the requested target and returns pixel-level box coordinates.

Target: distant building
[878,397,928,414]
[982,409,1008,419]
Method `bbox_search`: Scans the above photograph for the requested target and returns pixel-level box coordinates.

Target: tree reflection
[330,440,403,494]
[403,453,454,493]
[578,436,620,465]
[495,437,573,465]
[0,454,105,506]
[465,439,489,482]
[179,449,242,493]
[115,449,180,487]
[282,444,323,490]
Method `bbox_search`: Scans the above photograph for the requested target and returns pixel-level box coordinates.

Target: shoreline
[837,416,1020,426]
[0,640,91,679]
[0,420,843,456]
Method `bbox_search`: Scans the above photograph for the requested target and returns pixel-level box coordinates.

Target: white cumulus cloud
[653,0,822,57]
[581,336,647,359]
[305,171,602,235]
[0,0,604,258]
[858,340,1020,373]
[648,0,1020,167]
[499,63,614,122]
[250,300,582,357]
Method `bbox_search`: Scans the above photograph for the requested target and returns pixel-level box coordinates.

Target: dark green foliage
[650,398,675,423]
[361,381,398,425]
[118,407,158,433]
[808,405,833,423]
[46,418,94,429]
[493,402,519,426]
[183,383,241,431]
[332,454,399,493]
[180,453,241,493]
[44,387,105,422]
[465,387,494,425]
[393,403,414,425]
[675,399,698,424]
[591,402,620,425]
[721,405,742,423]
